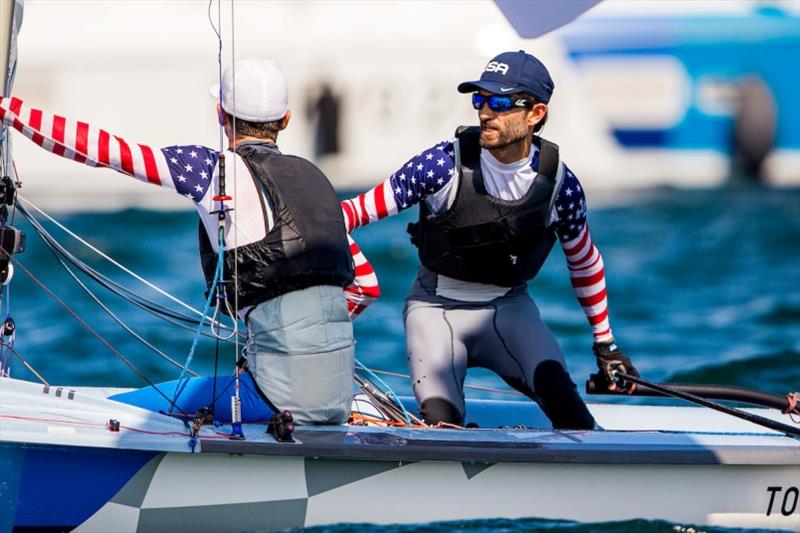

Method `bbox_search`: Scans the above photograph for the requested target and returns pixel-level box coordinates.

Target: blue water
[299,518,784,533]
[4,186,799,532]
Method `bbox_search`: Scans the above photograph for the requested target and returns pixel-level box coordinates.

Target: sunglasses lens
[472,94,517,111]
[487,96,513,112]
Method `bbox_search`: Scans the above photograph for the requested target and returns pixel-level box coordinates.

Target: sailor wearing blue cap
[457,49,556,104]
[342,51,639,428]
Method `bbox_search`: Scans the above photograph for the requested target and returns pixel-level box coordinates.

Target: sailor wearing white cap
[200,58,359,425]
[0,58,380,425]
[210,57,289,122]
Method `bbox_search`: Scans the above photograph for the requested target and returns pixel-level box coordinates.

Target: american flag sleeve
[344,235,380,318]
[0,96,378,318]
[341,140,456,233]
[0,96,217,201]
[553,168,614,343]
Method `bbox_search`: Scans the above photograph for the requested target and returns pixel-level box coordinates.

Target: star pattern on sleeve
[388,140,456,212]
[161,145,219,203]
[551,166,587,242]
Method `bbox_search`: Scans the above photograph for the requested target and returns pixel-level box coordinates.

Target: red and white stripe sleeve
[0,96,174,190]
[344,235,380,318]
[341,141,456,233]
[560,223,614,343]
[341,178,397,233]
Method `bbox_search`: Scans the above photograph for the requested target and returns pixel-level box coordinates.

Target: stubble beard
[479,119,530,150]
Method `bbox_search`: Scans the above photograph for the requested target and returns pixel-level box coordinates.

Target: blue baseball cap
[457,50,554,103]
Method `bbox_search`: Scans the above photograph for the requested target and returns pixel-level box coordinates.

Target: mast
[0,1,17,95]
[0,0,23,217]
[0,0,23,378]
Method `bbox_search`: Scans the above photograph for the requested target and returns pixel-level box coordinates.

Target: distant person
[308,83,341,158]
[0,58,380,425]
[341,51,638,428]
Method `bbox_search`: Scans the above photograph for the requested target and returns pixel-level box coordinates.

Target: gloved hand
[593,340,639,394]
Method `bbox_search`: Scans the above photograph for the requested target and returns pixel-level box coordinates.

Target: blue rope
[355,358,412,425]
[170,227,224,410]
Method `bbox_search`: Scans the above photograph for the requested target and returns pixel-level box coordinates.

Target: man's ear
[528,103,547,129]
[279,109,292,131]
[216,103,226,127]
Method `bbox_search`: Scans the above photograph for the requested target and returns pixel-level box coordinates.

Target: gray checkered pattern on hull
[78,451,501,532]
[137,499,308,532]
[304,458,405,497]
[461,462,495,479]
[112,454,165,508]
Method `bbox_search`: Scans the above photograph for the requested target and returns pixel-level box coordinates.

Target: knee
[420,398,463,426]
[533,360,595,430]
[533,360,574,396]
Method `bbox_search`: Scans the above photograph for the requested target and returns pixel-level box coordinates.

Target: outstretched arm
[0,96,217,200]
[553,168,613,343]
[341,140,456,233]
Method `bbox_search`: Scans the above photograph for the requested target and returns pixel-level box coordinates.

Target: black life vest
[407,126,560,287]
[198,142,354,309]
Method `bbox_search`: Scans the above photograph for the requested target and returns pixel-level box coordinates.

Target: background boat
[8,0,799,211]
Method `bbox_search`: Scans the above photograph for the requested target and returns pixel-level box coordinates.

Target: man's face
[477,91,533,149]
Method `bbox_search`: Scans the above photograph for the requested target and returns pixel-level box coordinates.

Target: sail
[493,0,600,38]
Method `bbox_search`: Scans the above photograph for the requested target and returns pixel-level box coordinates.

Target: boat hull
[3,440,798,532]
[2,377,799,531]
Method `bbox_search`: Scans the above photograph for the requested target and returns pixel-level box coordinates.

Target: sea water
[5,186,799,532]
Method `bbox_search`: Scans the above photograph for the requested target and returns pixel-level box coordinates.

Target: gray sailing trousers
[243,285,355,425]
[403,266,568,419]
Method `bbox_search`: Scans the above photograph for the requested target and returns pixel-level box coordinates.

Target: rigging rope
[4,344,48,386]
[17,195,223,324]
[229,0,243,436]
[170,226,225,409]
[367,367,527,398]
[42,228,197,375]
[168,0,242,433]
[3,252,186,415]
[355,359,412,425]
[16,200,240,340]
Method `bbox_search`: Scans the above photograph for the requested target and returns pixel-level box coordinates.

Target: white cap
[209,58,288,122]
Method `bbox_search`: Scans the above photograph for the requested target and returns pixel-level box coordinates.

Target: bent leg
[109,372,274,423]
[404,300,468,425]
[474,290,595,430]
[533,360,595,430]
[245,285,355,425]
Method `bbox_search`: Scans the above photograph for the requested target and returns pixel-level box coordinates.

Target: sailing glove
[593,341,639,394]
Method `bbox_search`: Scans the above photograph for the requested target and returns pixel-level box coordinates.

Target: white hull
[2,377,798,531]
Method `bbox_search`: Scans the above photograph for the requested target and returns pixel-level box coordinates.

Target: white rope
[18,194,209,320]
[229,0,240,344]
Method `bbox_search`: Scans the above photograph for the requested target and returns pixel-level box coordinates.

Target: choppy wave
[667,351,800,394]
[297,518,791,533]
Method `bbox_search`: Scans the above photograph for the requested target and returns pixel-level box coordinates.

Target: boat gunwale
[199,428,800,466]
